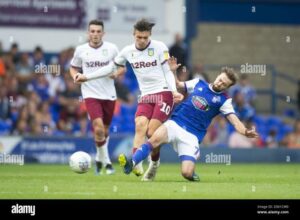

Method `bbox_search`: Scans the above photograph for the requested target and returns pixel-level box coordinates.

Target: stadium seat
[0,120,11,135]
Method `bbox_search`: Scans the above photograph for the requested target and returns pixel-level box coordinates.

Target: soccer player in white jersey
[70,20,124,175]
[119,66,259,181]
[113,19,183,180]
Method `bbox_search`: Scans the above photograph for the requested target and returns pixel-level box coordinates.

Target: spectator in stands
[62,47,75,73]
[57,104,80,135]
[6,75,21,103]
[297,80,300,113]
[14,105,30,135]
[0,42,6,77]
[192,63,210,82]
[56,75,81,135]
[177,67,192,82]
[10,43,20,65]
[230,74,256,107]
[45,59,66,103]
[73,114,91,137]
[211,116,230,147]
[16,53,34,92]
[26,92,40,132]
[0,41,3,55]
[232,91,255,122]
[265,129,279,148]
[27,74,50,102]
[115,74,135,105]
[16,53,34,76]
[30,46,46,67]
[0,44,15,74]
[228,120,257,148]
[0,87,10,120]
[35,101,55,135]
[283,119,300,148]
[58,75,81,106]
[169,33,188,72]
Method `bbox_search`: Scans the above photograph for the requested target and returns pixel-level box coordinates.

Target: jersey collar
[135,40,151,51]
[88,41,103,49]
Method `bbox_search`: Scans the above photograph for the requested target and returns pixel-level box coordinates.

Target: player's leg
[175,125,201,181]
[133,116,149,152]
[119,123,169,175]
[93,118,106,175]
[84,98,106,175]
[100,125,114,174]
[181,160,199,181]
[102,100,116,175]
[146,119,162,160]
[142,118,162,181]
[132,102,153,176]
[142,91,174,181]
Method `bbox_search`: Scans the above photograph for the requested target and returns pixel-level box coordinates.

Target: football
[69,151,92,174]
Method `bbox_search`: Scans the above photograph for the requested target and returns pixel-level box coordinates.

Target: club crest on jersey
[102,49,108,56]
[192,96,209,111]
[212,96,221,103]
[148,48,154,56]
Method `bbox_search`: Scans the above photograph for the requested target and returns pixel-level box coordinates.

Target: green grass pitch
[0,163,299,199]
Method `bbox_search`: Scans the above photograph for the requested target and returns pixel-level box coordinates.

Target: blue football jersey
[171,79,235,142]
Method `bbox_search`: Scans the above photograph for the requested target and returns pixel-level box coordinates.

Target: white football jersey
[71,41,118,100]
[114,40,171,96]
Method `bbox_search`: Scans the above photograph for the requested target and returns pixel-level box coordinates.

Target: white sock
[95,145,104,162]
[95,139,106,162]
[102,136,112,166]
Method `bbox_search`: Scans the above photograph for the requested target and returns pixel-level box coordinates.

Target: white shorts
[164,120,200,163]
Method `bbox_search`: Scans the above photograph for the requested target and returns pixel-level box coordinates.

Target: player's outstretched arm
[74,62,118,83]
[168,56,185,91]
[226,114,259,138]
[161,57,184,103]
[110,65,126,79]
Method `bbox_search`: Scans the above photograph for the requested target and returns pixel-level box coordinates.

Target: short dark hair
[34,46,43,53]
[11,43,18,49]
[88,19,104,30]
[134,18,155,32]
[221,66,238,86]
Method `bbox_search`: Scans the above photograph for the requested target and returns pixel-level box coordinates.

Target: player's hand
[74,74,87,84]
[73,72,81,82]
[109,72,118,79]
[173,91,184,104]
[245,126,259,138]
[168,56,181,72]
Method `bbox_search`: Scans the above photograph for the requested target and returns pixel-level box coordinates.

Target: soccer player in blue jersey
[119,63,259,181]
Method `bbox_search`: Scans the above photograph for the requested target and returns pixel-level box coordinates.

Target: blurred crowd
[0,37,299,148]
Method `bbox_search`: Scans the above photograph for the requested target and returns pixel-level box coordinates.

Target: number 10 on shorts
[160,102,171,115]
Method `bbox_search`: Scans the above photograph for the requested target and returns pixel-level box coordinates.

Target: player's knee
[135,118,148,134]
[93,123,105,139]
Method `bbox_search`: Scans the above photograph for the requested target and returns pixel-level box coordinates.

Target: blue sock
[132,142,153,165]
